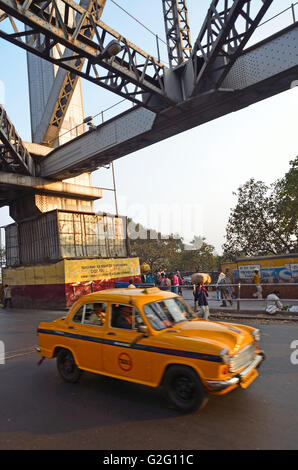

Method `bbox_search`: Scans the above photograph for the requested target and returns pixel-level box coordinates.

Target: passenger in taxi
[114,305,133,329]
[88,303,106,326]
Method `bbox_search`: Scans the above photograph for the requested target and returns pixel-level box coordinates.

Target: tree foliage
[128,221,218,273]
[274,157,298,239]
[174,239,219,272]
[128,222,182,272]
[223,160,298,259]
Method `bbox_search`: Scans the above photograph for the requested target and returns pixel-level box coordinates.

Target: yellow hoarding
[222,255,298,283]
[2,258,140,286]
[65,258,140,284]
[3,261,65,286]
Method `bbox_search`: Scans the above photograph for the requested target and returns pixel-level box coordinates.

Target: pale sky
[0,0,297,253]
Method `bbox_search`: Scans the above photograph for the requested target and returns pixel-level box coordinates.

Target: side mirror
[137,325,149,335]
[130,325,149,347]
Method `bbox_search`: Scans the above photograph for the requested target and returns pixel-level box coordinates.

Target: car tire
[56,349,82,383]
[163,365,208,413]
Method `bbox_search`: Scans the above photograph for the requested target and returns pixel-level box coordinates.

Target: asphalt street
[0,306,298,450]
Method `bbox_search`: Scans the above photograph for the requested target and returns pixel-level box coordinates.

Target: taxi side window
[111,304,130,329]
[84,303,106,326]
[111,304,144,330]
[72,305,85,324]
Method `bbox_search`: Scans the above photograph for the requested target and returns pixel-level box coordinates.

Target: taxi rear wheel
[163,365,208,413]
[56,349,82,383]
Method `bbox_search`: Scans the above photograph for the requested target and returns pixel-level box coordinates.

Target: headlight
[253,329,261,342]
[220,347,231,364]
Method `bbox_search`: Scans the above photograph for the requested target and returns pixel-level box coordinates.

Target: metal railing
[181,282,298,312]
[258,2,298,28]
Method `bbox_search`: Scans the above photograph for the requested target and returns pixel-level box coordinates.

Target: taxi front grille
[230,343,256,373]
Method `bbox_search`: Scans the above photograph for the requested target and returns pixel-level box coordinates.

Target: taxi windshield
[143,297,196,331]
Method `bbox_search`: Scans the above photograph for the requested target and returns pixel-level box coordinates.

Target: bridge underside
[38,24,298,180]
[0,22,297,206]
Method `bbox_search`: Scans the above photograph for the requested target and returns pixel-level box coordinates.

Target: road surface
[0,307,297,450]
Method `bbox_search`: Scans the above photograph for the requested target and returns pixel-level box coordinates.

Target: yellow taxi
[36,288,265,412]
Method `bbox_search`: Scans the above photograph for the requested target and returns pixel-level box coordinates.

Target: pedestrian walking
[252,269,262,299]
[193,282,209,320]
[224,269,233,306]
[165,273,171,290]
[146,272,155,285]
[170,272,179,294]
[216,270,227,307]
[216,284,221,301]
[159,273,169,290]
[154,272,160,286]
[3,284,12,309]
[176,271,184,296]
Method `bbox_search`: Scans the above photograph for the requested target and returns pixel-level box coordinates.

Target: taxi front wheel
[163,365,208,413]
[57,349,82,383]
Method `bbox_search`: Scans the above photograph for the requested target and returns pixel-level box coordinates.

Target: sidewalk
[181,288,298,321]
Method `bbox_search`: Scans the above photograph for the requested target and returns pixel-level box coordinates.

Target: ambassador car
[36,287,265,412]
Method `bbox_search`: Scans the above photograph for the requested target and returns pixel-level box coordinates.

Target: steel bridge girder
[189,0,275,97]
[162,0,192,68]
[35,0,107,147]
[0,104,35,175]
[0,0,179,111]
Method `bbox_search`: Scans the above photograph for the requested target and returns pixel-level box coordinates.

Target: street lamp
[98,40,122,60]
[84,116,97,131]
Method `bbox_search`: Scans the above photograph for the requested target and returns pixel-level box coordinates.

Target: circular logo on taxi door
[118,353,133,371]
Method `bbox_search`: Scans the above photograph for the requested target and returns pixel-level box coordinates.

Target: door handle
[68,326,76,330]
[106,332,116,336]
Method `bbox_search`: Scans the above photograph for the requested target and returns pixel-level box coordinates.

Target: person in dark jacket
[193,283,209,320]
[114,306,133,329]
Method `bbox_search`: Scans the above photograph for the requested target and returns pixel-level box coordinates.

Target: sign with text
[289,264,298,276]
[65,257,141,283]
[238,265,261,280]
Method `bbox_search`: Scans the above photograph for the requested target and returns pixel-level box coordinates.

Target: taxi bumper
[206,351,265,391]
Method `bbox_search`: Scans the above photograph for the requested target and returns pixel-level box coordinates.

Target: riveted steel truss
[39,0,106,147]
[0,0,175,111]
[0,104,35,175]
[162,0,192,68]
[42,68,81,146]
[190,0,274,96]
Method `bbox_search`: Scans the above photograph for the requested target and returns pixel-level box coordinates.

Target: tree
[128,221,182,272]
[274,157,298,241]
[128,220,218,274]
[174,239,219,272]
[222,169,298,259]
